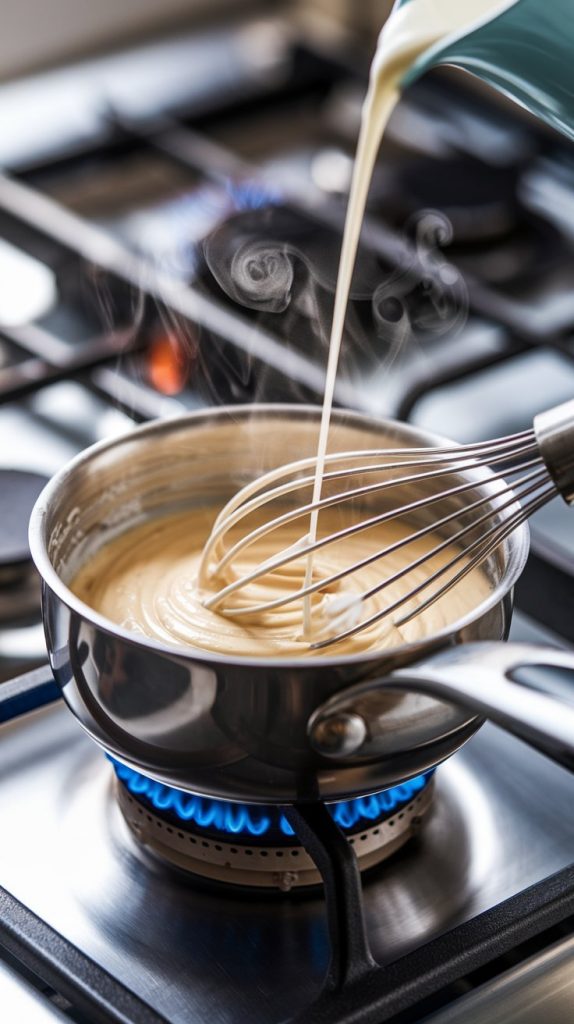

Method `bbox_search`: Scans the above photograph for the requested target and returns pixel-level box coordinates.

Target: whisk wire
[310,478,554,648]
[199,400,574,649]
[202,440,540,584]
[394,487,554,627]
[201,431,538,575]
[206,462,547,616]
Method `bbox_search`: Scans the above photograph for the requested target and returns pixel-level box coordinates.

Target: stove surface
[1,702,573,1024]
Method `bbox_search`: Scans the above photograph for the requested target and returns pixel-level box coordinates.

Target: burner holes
[290,850,300,858]
[245,849,254,857]
[177,833,184,840]
[360,834,367,842]
[349,838,355,845]
[201,840,209,848]
[157,822,163,830]
[166,827,173,835]
[188,836,197,845]
[146,815,152,823]
[259,851,269,858]
[215,845,222,852]
[373,829,379,836]
[230,848,238,854]
[398,813,404,821]
[137,807,143,816]
[275,851,284,858]
[388,820,395,828]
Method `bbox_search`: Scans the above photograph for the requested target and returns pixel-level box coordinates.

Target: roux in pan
[72,504,491,658]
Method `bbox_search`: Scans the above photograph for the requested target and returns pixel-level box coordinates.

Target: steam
[371,211,468,341]
[200,204,468,409]
[409,210,468,337]
[103,183,469,416]
[215,240,294,313]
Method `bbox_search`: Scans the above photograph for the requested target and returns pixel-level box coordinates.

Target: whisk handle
[309,643,574,774]
[534,398,574,504]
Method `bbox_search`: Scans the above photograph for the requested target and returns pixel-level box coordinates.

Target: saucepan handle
[308,643,574,773]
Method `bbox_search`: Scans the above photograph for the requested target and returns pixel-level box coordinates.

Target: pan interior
[42,409,519,658]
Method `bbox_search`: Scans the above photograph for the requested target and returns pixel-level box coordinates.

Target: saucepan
[28,405,574,804]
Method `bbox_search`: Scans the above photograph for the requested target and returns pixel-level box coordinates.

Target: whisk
[198,400,574,649]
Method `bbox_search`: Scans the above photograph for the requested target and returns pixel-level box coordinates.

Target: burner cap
[0,469,49,622]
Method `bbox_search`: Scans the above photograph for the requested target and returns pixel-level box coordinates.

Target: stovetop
[1,680,574,1024]
[1,10,574,1024]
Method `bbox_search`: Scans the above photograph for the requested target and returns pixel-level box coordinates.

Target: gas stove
[1,10,574,1024]
[2,679,574,1024]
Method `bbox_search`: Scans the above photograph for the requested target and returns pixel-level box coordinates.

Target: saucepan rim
[29,403,530,669]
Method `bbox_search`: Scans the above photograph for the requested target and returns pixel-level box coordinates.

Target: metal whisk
[199,400,574,649]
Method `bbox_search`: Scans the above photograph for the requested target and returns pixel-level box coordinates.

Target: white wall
[0,0,247,80]
[304,0,393,36]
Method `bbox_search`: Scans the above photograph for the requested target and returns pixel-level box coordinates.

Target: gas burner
[377,156,522,243]
[0,469,49,624]
[112,760,435,890]
[194,204,395,404]
[373,155,567,286]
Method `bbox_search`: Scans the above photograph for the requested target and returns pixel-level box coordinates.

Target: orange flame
[147,329,191,396]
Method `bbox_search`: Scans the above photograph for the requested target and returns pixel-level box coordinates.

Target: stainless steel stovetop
[1,699,573,1024]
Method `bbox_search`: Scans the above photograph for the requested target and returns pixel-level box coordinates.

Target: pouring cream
[302,0,520,636]
[71,1,514,656]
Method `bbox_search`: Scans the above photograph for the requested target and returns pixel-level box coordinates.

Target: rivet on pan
[309,712,367,757]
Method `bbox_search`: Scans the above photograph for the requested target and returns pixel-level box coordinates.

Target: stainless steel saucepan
[29,405,574,804]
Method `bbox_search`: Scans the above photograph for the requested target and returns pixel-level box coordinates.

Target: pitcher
[393,0,574,141]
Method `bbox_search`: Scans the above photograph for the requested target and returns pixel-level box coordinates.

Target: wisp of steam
[199,198,468,409]
[94,174,469,413]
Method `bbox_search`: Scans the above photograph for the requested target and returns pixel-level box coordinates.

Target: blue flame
[145,176,284,276]
[111,758,432,840]
[162,177,283,235]
[223,178,283,211]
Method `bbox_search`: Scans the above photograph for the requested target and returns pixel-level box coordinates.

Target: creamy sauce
[72,504,491,658]
[303,0,519,636]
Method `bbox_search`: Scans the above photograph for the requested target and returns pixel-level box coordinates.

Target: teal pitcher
[395,0,574,142]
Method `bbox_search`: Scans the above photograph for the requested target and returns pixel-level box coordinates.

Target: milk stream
[303,0,519,637]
